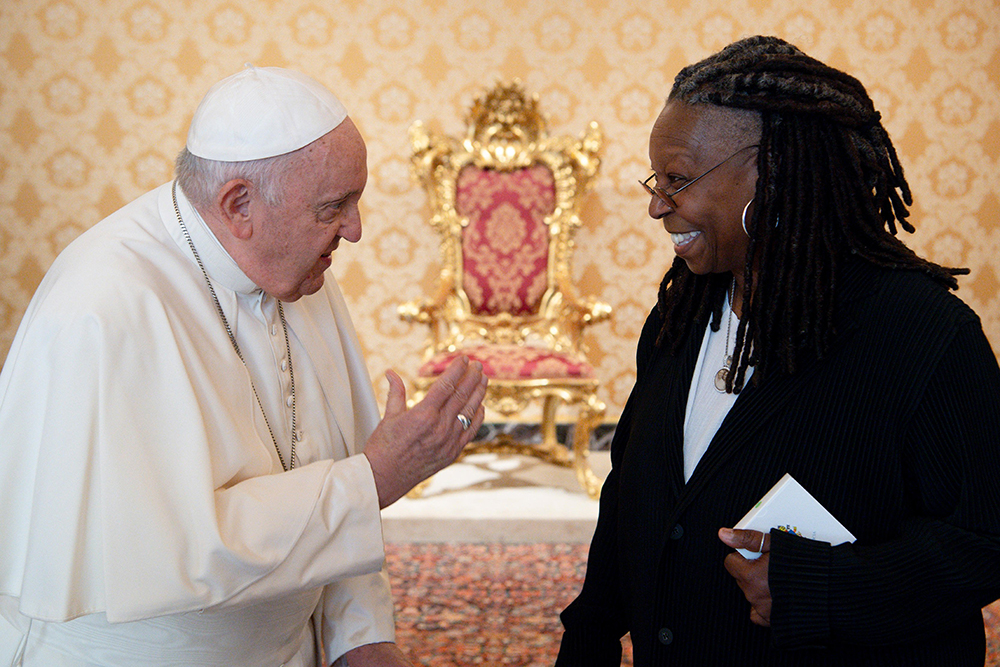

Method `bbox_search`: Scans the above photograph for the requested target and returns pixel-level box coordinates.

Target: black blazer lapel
[675,363,814,517]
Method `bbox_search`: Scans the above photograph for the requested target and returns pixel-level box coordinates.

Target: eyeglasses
[640,144,759,209]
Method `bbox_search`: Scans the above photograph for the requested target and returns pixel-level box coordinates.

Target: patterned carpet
[386,543,631,666]
[386,542,1000,666]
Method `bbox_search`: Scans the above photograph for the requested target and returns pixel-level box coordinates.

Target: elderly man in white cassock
[0,65,487,666]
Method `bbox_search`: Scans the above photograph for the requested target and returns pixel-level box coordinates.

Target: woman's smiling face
[647,101,760,280]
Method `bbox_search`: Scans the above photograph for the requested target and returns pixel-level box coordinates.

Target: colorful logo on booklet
[775,524,804,537]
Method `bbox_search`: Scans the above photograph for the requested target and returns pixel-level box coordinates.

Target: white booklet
[734,472,856,559]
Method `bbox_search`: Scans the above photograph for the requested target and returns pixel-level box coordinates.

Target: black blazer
[558,261,1000,666]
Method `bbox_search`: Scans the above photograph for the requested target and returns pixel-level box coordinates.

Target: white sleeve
[316,568,396,665]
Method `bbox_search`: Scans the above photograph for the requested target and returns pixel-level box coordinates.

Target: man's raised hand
[364,356,487,508]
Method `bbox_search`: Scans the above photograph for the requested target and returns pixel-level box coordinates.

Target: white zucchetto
[186,65,348,162]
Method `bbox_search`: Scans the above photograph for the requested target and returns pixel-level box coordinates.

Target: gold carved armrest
[398,297,446,354]
[576,297,612,326]
[397,298,439,325]
[398,276,470,353]
[540,291,612,328]
[533,291,612,353]
[560,298,612,348]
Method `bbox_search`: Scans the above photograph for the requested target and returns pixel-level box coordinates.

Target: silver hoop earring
[741,198,755,238]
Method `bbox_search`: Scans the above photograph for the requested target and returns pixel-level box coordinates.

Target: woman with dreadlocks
[556,36,1000,666]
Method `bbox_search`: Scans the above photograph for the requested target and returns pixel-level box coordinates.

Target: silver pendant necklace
[171,181,297,471]
[714,278,735,393]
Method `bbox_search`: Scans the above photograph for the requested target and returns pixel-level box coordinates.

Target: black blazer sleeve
[556,307,664,666]
[770,315,1000,648]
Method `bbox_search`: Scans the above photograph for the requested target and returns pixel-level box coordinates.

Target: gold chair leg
[572,398,606,500]
[537,395,571,465]
[540,395,559,451]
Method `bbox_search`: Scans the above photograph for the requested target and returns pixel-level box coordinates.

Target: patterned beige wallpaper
[1,0,997,419]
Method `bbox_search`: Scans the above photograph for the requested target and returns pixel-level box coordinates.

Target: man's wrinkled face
[249,118,367,302]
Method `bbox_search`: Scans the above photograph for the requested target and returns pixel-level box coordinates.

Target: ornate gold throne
[399,81,611,499]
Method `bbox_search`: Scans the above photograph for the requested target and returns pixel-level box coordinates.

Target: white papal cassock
[0,182,393,666]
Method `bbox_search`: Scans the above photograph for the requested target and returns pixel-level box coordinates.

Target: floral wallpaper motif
[1,0,997,419]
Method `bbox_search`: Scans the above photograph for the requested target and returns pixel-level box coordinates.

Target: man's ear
[215,179,254,240]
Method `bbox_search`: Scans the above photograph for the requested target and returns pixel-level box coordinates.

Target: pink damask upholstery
[418,345,595,380]
[456,164,554,316]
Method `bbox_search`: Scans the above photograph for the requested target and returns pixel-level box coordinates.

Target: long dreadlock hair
[656,35,967,393]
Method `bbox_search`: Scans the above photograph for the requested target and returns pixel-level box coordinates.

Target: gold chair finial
[465,80,547,146]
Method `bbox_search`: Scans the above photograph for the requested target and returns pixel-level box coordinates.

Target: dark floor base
[475,422,617,451]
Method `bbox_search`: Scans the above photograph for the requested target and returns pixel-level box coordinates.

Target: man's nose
[341,209,363,243]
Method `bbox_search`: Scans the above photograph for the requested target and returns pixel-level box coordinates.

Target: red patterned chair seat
[419,345,595,381]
